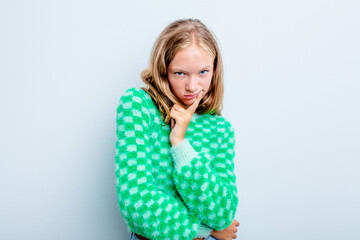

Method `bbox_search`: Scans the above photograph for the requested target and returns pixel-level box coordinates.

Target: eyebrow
[170,65,213,71]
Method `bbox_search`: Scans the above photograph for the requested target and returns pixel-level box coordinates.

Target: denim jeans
[130,232,220,240]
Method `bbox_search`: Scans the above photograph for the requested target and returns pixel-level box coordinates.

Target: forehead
[168,44,214,71]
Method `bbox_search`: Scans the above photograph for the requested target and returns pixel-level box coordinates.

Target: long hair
[140,18,224,125]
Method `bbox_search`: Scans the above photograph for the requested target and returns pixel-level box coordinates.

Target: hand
[169,90,204,146]
[211,219,240,240]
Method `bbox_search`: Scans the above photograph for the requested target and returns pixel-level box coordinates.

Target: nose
[185,75,198,92]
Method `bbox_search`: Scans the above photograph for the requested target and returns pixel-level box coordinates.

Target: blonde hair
[140,18,224,125]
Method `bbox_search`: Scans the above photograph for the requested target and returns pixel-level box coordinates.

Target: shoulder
[208,114,235,140]
[118,87,150,104]
[117,87,154,109]
[208,114,233,130]
[117,87,153,118]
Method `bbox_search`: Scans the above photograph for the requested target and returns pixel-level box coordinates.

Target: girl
[115,19,240,240]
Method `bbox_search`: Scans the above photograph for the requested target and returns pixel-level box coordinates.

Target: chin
[183,99,194,104]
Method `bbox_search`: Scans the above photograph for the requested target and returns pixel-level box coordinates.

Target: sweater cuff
[195,224,213,238]
[170,138,198,171]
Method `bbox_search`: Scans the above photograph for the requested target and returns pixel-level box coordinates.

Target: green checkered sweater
[115,88,238,240]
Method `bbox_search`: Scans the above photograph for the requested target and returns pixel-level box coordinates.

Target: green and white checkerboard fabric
[115,88,238,240]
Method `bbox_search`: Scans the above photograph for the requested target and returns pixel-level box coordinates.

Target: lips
[184,93,199,99]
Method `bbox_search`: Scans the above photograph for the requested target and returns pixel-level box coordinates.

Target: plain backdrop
[1,0,359,239]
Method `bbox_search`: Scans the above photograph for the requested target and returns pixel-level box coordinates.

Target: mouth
[184,93,199,99]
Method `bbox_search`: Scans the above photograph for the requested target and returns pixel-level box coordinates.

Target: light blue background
[1,0,359,239]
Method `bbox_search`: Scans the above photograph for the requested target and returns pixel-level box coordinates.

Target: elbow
[212,193,238,230]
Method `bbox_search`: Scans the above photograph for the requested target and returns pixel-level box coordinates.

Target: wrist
[169,138,198,171]
[171,138,184,146]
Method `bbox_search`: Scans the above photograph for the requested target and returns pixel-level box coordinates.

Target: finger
[171,118,175,128]
[173,104,187,114]
[235,220,240,227]
[169,111,184,126]
[233,233,237,239]
[170,109,184,119]
[171,105,191,122]
[186,90,204,114]
[172,103,180,110]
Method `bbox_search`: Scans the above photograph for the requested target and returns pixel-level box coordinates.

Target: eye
[174,72,185,76]
[200,70,208,75]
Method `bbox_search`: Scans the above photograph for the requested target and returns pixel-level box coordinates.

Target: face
[167,43,214,108]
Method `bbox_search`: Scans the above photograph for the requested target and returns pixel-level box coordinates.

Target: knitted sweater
[115,87,238,240]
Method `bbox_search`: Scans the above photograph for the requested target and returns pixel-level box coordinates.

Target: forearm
[170,139,238,230]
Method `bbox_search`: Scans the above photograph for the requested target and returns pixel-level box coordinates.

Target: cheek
[169,79,180,91]
[168,78,182,96]
[168,77,176,89]
[201,76,213,88]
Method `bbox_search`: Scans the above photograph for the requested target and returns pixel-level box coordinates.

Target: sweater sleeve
[115,88,204,240]
[170,119,238,231]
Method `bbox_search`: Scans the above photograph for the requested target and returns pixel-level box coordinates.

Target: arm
[115,88,205,240]
[170,119,238,231]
